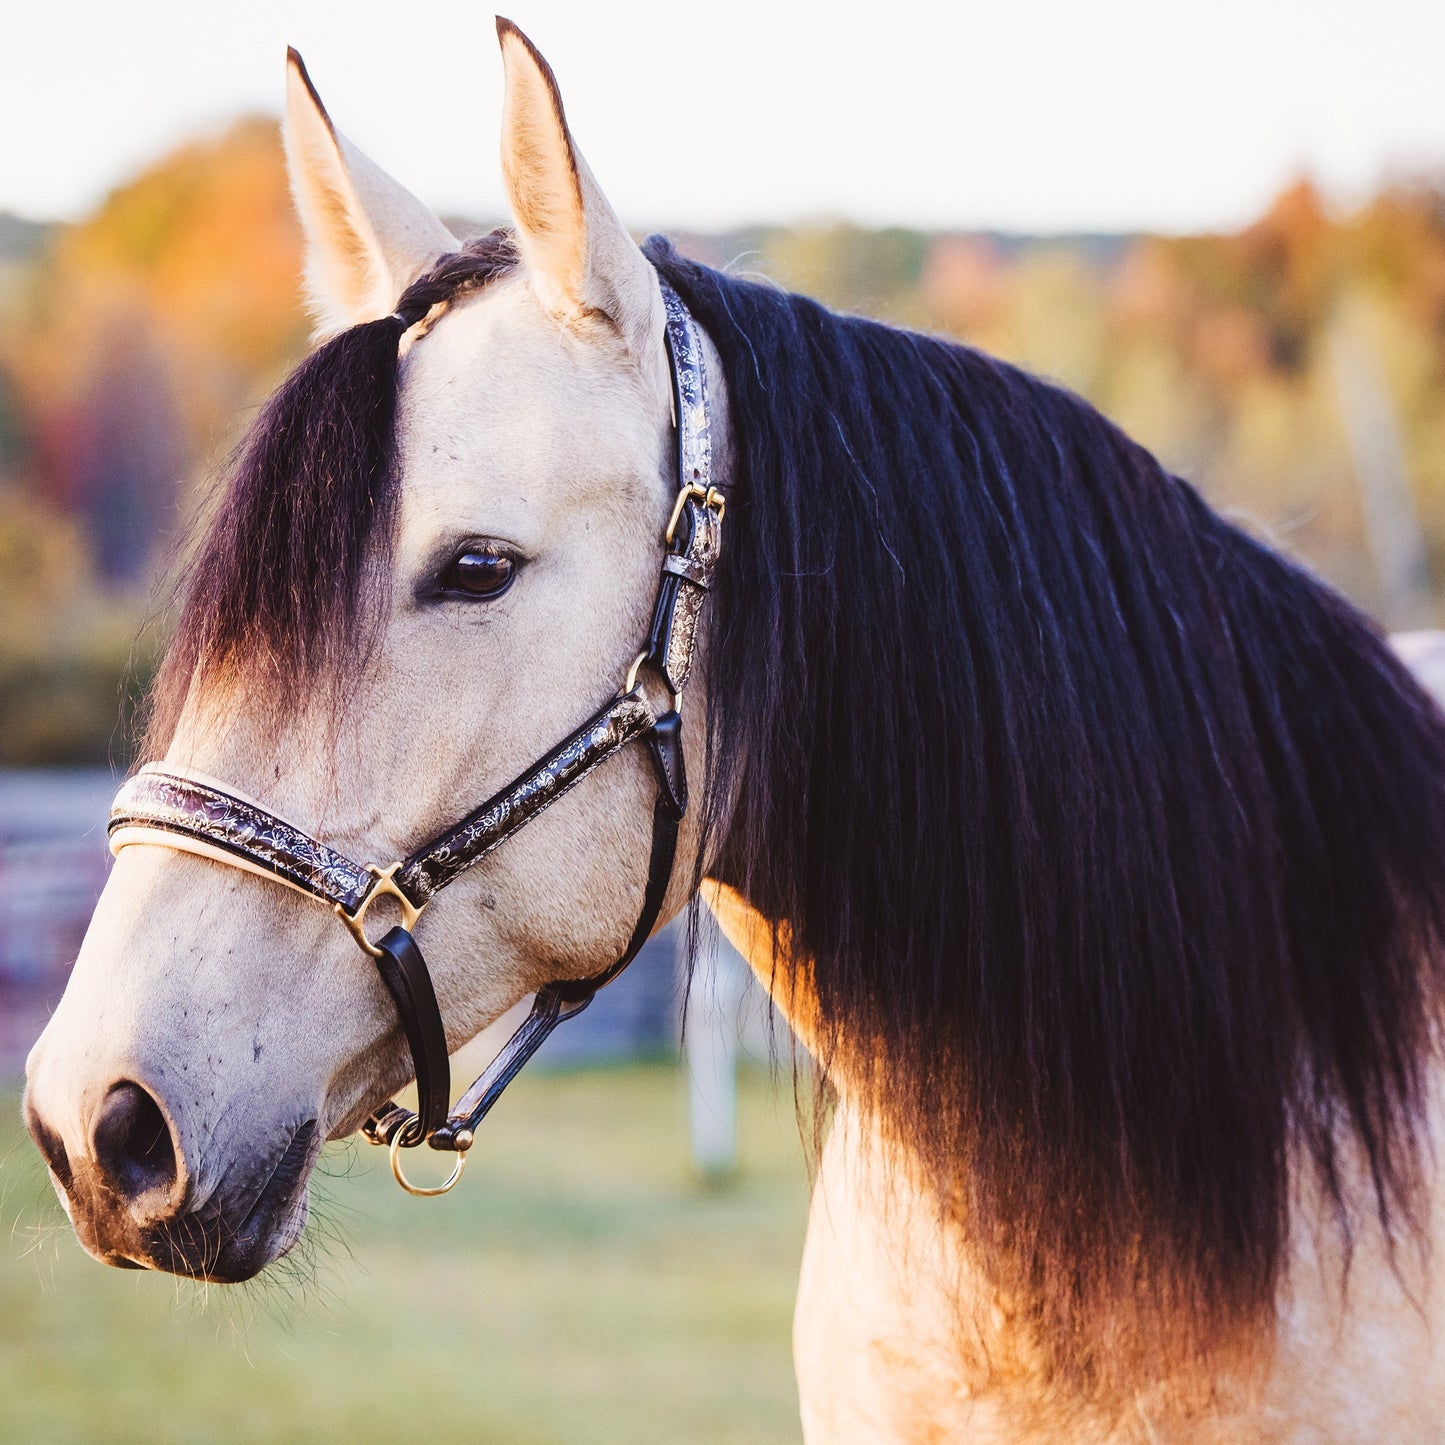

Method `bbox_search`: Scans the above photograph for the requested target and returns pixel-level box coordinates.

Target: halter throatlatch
[108,279,722,1196]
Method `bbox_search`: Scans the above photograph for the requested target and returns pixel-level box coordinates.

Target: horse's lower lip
[136,1119,320,1282]
[247,1118,319,1218]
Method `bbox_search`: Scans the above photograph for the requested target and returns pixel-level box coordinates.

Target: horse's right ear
[283,49,458,338]
[494,19,668,406]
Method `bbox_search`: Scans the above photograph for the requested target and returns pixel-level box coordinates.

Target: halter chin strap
[107,279,722,1196]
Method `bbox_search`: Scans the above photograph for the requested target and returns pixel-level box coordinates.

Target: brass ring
[389,1130,467,1197]
[623,653,683,715]
[624,650,649,694]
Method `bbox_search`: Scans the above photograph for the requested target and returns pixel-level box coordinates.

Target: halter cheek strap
[107,278,722,1197]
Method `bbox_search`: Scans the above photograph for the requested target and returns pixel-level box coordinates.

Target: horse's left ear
[495,19,667,394]
[284,48,459,338]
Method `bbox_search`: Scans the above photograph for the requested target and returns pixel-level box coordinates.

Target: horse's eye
[443,549,516,598]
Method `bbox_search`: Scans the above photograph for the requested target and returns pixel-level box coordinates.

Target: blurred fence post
[1330,303,1433,630]
[683,904,745,1180]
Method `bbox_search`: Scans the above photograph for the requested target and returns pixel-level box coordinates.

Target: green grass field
[0,1062,809,1444]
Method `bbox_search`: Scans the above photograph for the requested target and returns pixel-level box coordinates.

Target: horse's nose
[26,1078,181,1215]
[88,1082,180,1207]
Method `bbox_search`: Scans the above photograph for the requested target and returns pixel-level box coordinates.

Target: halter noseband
[107,280,723,1196]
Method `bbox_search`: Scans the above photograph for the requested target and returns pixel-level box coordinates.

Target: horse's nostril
[91,1082,178,1205]
[23,1098,74,1192]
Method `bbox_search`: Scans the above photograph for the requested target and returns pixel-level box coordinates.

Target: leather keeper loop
[661,552,710,588]
[645,496,721,696]
[647,711,688,822]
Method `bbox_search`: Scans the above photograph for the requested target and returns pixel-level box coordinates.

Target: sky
[3,0,1443,235]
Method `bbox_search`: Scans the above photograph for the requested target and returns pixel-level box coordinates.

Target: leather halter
[108,280,723,1196]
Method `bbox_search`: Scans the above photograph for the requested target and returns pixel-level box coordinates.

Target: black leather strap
[418,808,676,1152]
[554,708,686,1005]
[646,709,688,821]
[398,691,658,905]
[425,984,592,1148]
[368,926,452,1141]
[557,798,679,1004]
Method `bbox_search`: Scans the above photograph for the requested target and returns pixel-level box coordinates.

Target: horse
[23,20,1445,1441]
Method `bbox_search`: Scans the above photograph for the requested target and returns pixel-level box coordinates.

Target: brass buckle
[664,483,725,546]
[336,862,425,958]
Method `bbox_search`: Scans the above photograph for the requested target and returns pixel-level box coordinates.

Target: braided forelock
[393,233,521,329]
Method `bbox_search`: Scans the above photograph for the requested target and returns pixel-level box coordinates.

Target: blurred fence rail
[0,769,114,1071]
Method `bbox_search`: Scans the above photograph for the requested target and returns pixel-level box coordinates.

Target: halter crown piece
[108,278,724,1196]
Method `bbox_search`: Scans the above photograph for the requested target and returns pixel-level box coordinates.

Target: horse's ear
[284,48,458,338]
[495,20,666,391]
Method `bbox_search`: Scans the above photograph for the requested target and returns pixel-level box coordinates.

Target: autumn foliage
[1,118,1443,762]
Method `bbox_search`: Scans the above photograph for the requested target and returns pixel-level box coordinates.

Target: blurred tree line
[1,118,1443,764]
[0,120,306,764]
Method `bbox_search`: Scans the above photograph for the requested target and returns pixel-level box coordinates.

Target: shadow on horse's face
[23,29,705,1278]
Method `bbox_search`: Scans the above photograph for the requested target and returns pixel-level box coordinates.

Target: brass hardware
[665,484,705,544]
[336,862,425,958]
[389,1124,469,1197]
[621,651,682,714]
[664,483,725,546]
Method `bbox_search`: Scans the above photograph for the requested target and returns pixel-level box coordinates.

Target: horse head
[23,21,714,1279]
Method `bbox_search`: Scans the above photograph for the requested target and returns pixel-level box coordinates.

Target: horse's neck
[703,882,977,1430]
[701,881,816,1040]
[710,629,1445,1442]
[796,1103,1037,1442]
[704,879,1445,1442]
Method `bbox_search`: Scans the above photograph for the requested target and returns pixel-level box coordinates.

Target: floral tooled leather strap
[111,693,660,919]
[109,767,375,911]
[398,692,657,903]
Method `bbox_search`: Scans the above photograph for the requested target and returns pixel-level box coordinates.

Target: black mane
[646,236,1445,1381]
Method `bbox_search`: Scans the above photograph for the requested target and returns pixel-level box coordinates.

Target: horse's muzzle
[24,1084,318,1282]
